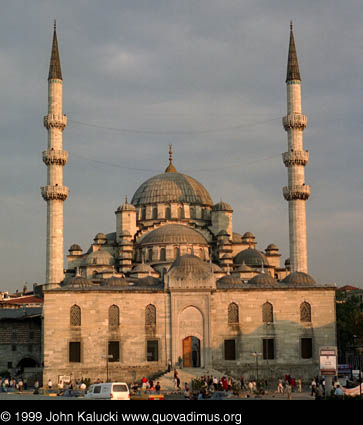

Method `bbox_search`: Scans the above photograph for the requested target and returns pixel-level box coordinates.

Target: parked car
[85,383,130,400]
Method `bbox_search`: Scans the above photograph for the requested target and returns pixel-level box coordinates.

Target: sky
[1,0,362,292]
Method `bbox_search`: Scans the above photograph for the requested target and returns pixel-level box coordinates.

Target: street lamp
[251,352,262,381]
[102,354,113,382]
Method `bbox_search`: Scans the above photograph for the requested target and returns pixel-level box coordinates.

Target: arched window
[228,303,239,324]
[160,248,166,261]
[165,206,171,220]
[70,305,81,326]
[262,302,273,323]
[109,305,120,327]
[174,247,180,258]
[145,304,156,327]
[152,207,158,219]
[190,207,196,219]
[300,302,311,322]
[147,248,153,262]
[178,207,184,219]
[141,207,146,220]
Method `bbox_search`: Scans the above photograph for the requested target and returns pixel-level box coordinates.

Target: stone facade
[43,281,336,384]
[41,24,337,386]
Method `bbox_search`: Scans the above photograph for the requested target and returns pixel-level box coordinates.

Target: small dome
[62,276,93,288]
[235,262,254,272]
[131,263,154,274]
[217,275,242,285]
[131,172,213,207]
[82,250,115,266]
[232,232,243,243]
[94,233,107,240]
[242,232,255,239]
[281,272,316,286]
[134,276,161,287]
[69,244,82,252]
[169,254,213,280]
[249,273,277,286]
[141,224,208,246]
[266,243,278,251]
[234,248,269,267]
[211,263,223,272]
[212,201,233,212]
[101,277,130,287]
[117,202,136,212]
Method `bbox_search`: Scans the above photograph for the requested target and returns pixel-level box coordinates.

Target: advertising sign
[320,347,337,375]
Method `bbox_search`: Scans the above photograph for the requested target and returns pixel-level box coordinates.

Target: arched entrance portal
[17,357,39,373]
[183,336,200,368]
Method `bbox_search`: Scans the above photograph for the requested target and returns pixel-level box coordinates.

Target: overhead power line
[68,116,281,136]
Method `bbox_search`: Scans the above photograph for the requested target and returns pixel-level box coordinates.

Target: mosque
[41,23,336,383]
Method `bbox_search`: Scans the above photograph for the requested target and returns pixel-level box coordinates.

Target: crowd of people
[0,376,31,392]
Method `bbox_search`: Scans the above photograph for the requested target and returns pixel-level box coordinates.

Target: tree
[336,290,363,362]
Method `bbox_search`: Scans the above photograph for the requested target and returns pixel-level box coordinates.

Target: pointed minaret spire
[286,21,301,83]
[165,144,177,173]
[48,19,63,80]
[41,23,68,287]
[282,22,310,274]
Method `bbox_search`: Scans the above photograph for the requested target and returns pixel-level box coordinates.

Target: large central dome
[131,171,213,207]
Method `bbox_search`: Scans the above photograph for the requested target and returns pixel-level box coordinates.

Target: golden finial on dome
[165,144,177,173]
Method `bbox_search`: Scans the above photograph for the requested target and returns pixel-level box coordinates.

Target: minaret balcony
[41,185,69,201]
[44,114,67,130]
[42,149,68,166]
[283,113,307,130]
[283,185,310,201]
[282,150,309,167]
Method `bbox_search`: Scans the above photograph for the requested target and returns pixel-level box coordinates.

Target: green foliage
[336,290,363,360]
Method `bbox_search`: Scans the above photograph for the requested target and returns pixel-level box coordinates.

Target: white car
[85,382,130,400]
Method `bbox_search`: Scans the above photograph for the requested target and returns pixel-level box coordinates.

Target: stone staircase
[156,367,230,394]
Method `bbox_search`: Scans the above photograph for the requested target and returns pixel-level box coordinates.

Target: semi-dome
[140,224,208,246]
[169,254,213,280]
[281,272,316,286]
[82,250,115,266]
[249,273,277,286]
[62,276,93,288]
[234,248,269,267]
[131,172,213,207]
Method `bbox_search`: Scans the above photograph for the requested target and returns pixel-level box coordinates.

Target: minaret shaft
[282,25,309,274]
[41,24,68,286]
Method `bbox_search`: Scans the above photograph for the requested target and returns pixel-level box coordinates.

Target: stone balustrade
[283,185,310,201]
[282,150,309,167]
[41,185,69,201]
[282,113,307,130]
[43,114,67,130]
[42,149,68,166]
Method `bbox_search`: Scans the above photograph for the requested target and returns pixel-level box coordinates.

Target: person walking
[311,378,316,396]
[286,382,292,400]
[297,378,302,393]
[277,378,283,393]
[47,378,52,390]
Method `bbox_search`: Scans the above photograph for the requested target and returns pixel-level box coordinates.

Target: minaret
[282,22,310,273]
[41,21,68,287]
